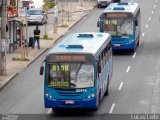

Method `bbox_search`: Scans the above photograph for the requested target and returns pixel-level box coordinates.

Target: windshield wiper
[70,82,76,88]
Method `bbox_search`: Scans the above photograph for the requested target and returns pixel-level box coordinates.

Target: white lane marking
[154,5,156,8]
[152,11,154,14]
[126,66,130,73]
[133,52,136,58]
[47,108,52,114]
[109,103,115,114]
[149,17,151,21]
[142,33,145,37]
[118,82,124,91]
[146,24,148,28]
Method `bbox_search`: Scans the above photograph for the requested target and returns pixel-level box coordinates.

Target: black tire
[131,48,135,53]
[105,82,109,96]
[137,40,140,46]
[91,107,98,111]
[52,108,61,113]
[137,36,140,46]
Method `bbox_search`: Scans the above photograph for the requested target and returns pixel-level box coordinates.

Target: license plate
[65,100,74,104]
[114,44,120,47]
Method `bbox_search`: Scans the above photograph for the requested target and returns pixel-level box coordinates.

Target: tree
[43,0,55,10]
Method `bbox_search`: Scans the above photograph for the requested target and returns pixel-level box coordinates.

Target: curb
[0,73,19,91]
[25,48,49,68]
[53,34,64,44]
[68,14,88,31]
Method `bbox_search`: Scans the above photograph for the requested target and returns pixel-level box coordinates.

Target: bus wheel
[52,108,61,113]
[131,47,136,53]
[105,80,109,96]
[137,40,140,46]
[92,107,98,111]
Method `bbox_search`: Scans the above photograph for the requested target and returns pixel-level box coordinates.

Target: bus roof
[103,2,139,15]
[48,32,111,55]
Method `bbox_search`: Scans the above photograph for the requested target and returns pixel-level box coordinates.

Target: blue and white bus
[40,32,112,111]
[97,2,141,51]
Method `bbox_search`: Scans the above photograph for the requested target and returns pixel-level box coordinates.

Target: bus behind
[97,2,141,52]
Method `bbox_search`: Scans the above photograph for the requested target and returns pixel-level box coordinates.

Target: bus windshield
[47,63,94,89]
[104,17,133,36]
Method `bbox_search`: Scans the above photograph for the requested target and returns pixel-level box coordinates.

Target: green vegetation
[43,0,55,10]
[41,35,52,40]
[43,34,48,39]
[12,57,30,61]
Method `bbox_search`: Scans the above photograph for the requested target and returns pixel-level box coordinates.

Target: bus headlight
[45,93,49,97]
[87,93,95,99]
[45,93,52,98]
[129,39,134,43]
[91,93,95,97]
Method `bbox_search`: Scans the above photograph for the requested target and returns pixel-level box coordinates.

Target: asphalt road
[0,0,160,119]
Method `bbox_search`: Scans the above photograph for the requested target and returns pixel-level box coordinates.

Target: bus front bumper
[112,42,136,50]
[45,97,97,109]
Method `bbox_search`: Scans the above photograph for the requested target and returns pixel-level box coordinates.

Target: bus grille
[55,88,83,97]
[112,39,124,41]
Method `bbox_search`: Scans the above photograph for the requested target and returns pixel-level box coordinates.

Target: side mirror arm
[40,59,46,75]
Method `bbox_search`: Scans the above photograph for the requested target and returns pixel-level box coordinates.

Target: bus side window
[108,41,112,58]
[97,61,101,79]
[97,56,101,76]
[98,62,101,74]
[100,53,103,70]
[104,47,107,65]
[102,49,105,67]
[135,20,138,26]
[135,9,140,26]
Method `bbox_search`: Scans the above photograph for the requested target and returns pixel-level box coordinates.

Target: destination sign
[56,55,86,61]
[47,54,93,63]
[106,13,129,18]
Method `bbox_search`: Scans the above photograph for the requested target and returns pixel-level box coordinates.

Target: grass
[41,34,53,40]
[12,57,30,61]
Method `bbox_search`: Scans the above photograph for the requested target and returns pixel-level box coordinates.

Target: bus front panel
[44,54,98,109]
[101,13,137,50]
